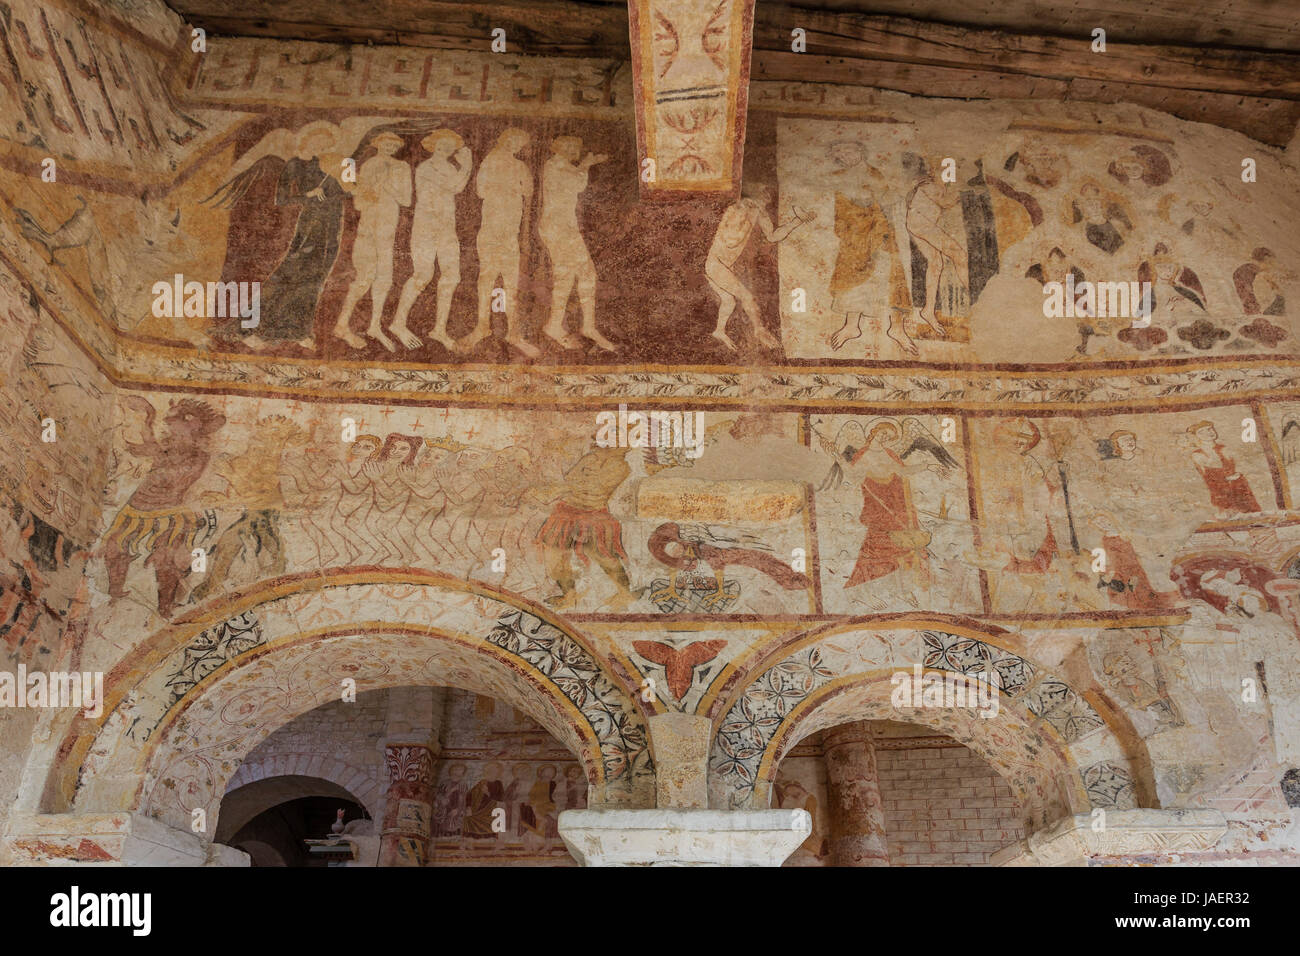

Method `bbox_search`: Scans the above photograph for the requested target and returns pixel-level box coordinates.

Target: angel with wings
[203,118,440,351]
[816,417,958,591]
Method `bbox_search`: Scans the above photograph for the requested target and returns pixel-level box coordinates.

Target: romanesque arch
[705,618,1154,833]
[38,571,655,836]
[217,774,373,843]
[223,764,382,827]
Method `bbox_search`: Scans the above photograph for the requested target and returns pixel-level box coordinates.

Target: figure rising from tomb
[705,182,813,351]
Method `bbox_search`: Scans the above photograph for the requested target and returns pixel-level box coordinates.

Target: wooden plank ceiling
[166,0,1300,146]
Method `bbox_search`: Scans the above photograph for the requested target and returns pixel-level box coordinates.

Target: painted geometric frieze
[628,0,755,196]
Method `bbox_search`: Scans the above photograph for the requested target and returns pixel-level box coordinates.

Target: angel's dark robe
[226,156,345,341]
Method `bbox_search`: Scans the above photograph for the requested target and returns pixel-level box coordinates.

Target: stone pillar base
[6,813,249,866]
[558,808,811,866]
[991,809,1228,866]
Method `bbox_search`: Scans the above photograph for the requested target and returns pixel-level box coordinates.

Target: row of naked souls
[205,121,614,357]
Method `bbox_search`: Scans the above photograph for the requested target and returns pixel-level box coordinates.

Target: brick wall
[876,745,1024,866]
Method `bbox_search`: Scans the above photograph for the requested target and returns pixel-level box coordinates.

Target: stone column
[378,743,437,866]
[822,721,890,866]
[648,713,711,808]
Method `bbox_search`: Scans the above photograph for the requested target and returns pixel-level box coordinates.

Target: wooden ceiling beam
[752,50,1300,146]
[174,0,631,58]
[753,5,1300,99]
[171,0,1300,144]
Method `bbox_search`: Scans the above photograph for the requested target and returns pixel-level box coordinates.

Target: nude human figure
[905,166,966,341]
[704,185,812,351]
[329,434,386,563]
[389,130,472,351]
[464,128,535,356]
[539,136,613,352]
[334,133,412,351]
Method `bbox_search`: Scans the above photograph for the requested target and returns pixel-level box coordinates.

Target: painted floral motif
[163,611,264,705]
[487,610,653,787]
[1177,318,1231,350]
[921,630,1035,696]
[1082,760,1138,809]
[1024,679,1106,742]
[712,645,834,800]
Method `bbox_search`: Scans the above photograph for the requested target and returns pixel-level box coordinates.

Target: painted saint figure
[333,132,413,350]
[842,421,934,588]
[818,418,953,594]
[822,142,912,355]
[903,155,967,345]
[432,762,468,837]
[1187,421,1261,514]
[539,136,614,352]
[462,762,506,838]
[389,130,473,350]
[706,184,812,351]
[519,765,560,842]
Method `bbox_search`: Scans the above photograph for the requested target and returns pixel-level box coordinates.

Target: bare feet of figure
[366,321,396,352]
[711,328,739,351]
[579,325,617,352]
[917,309,945,337]
[429,331,458,352]
[243,333,268,350]
[543,324,585,350]
[753,325,781,350]
[389,323,423,350]
[459,324,492,351]
[886,316,919,356]
[296,337,314,350]
[332,323,367,350]
[505,334,540,358]
[829,316,862,351]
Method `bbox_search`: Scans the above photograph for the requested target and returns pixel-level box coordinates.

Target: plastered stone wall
[225,689,391,824]
[223,686,587,864]
[2,0,1299,865]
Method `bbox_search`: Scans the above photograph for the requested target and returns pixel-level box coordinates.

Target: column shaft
[822,721,890,866]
